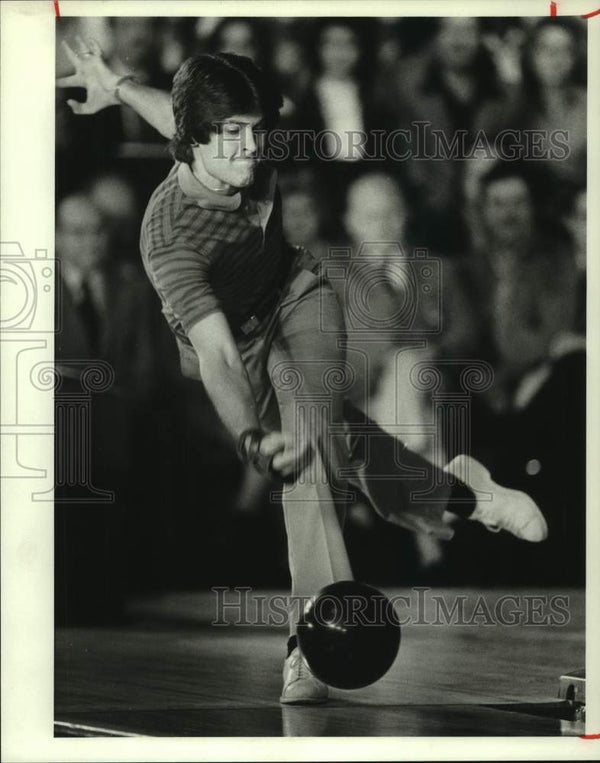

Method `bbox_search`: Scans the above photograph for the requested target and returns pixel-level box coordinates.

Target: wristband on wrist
[237,428,265,465]
[238,428,287,480]
[114,75,137,103]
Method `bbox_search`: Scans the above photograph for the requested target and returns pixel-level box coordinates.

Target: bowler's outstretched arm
[57,37,175,139]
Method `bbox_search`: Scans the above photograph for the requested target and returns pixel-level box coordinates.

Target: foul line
[54,720,143,737]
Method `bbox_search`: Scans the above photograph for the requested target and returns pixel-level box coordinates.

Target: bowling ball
[297,580,401,689]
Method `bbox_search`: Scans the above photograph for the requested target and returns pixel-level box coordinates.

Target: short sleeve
[146,239,221,334]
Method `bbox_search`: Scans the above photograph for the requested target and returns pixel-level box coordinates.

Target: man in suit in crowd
[55,192,159,623]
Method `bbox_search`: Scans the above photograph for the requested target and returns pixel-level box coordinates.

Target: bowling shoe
[444,454,548,542]
[280,647,329,705]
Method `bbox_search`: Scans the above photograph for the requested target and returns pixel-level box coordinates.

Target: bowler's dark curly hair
[170,52,283,164]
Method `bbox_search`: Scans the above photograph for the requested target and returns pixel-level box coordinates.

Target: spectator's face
[218,21,258,61]
[90,176,137,227]
[113,19,154,67]
[56,197,108,273]
[437,18,479,71]
[531,25,575,87]
[193,113,265,191]
[282,191,320,245]
[345,180,407,244]
[90,176,138,249]
[319,25,360,78]
[483,177,533,243]
[273,38,304,78]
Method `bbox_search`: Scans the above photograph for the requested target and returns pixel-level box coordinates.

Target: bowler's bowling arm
[188,312,262,441]
[116,79,175,139]
[188,313,306,480]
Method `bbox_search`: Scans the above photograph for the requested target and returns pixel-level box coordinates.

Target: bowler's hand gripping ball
[297,580,401,689]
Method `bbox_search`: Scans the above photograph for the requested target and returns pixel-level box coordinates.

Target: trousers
[232,257,455,632]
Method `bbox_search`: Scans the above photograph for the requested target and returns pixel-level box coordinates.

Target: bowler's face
[193,113,266,192]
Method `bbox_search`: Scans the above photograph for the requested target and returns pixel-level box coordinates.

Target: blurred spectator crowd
[54,16,587,623]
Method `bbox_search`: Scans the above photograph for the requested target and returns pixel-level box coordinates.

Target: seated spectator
[463,227,585,585]
[55,192,159,622]
[87,171,184,392]
[465,162,543,358]
[384,17,520,253]
[292,19,382,225]
[208,17,271,71]
[55,192,157,397]
[337,172,433,449]
[340,172,475,576]
[105,18,174,143]
[88,171,141,264]
[299,19,377,160]
[342,172,408,251]
[565,186,586,333]
[478,18,527,87]
[476,162,537,268]
[340,173,479,445]
[156,19,196,76]
[492,225,580,395]
[279,173,331,261]
[516,18,586,189]
[337,173,410,351]
[269,23,312,128]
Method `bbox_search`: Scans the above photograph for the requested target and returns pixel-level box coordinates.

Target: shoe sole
[445,455,548,542]
[279,695,329,705]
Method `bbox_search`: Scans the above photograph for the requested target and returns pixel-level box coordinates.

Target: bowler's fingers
[75,35,92,56]
[61,39,80,69]
[259,432,288,459]
[75,35,103,60]
[56,74,80,88]
[87,38,103,56]
[271,440,313,478]
[259,433,295,477]
[66,98,91,115]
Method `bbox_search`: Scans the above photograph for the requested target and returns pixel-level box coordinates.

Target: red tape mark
[54,0,60,18]
[580,733,600,740]
[550,1,600,18]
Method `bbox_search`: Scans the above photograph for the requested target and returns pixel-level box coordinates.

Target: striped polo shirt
[140,161,292,345]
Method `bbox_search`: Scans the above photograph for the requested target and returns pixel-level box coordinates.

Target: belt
[235,251,322,339]
[235,288,282,339]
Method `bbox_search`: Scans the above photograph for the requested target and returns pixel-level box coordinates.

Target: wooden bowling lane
[55,588,585,737]
[55,702,578,737]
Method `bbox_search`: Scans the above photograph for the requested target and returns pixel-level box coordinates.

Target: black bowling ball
[297,580,401,689]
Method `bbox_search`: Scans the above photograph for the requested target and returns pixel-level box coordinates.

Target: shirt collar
[177,162,243,211]
[177,161,277,211]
